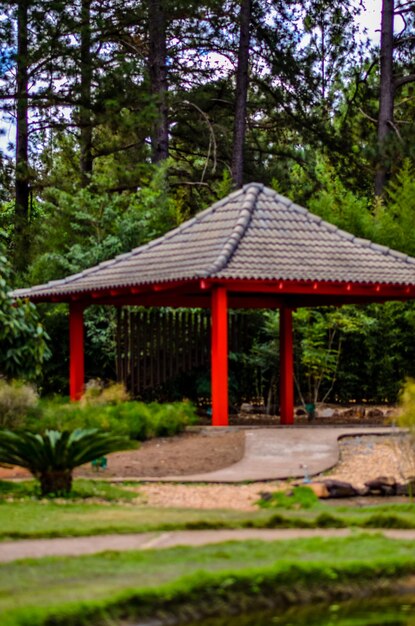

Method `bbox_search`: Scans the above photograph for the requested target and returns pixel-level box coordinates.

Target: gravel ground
[137,481,285,511]
[135,434,415,511]
[316,433,414,488]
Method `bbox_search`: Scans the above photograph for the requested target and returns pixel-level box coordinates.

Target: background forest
[1,0,415,409]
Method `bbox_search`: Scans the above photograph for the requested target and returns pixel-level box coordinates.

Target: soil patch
[75,429,245,479]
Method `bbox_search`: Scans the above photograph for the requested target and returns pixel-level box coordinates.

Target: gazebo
[13,183,415,425]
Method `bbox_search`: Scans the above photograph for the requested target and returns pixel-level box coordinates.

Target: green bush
[0,379,38,429]
[27,399,197,441]
[258,486,319,510]
[315,512,347,528]
[80,380,130,406]
[361,514,415,529]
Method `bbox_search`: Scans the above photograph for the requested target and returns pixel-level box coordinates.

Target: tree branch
[394,73,415,89]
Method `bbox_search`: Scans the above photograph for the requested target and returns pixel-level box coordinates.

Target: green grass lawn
[2,480,415,539]
[2,535,415,626]
[0,499,274,538]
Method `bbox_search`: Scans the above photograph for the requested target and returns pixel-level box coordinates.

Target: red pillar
[69,302,85,401]
[211,286,228,426]
[279,306,294,425]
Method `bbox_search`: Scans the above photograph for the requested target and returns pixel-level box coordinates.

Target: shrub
[80,380,130,406]
[315,513,347,528]
[258,486,319,510]
[28,398,197,441]
[396,379,415,481]
[0,428,136,496]
[0,379,38,429]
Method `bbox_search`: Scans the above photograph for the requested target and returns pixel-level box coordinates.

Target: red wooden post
[279,305,294,425]
[211,286,228,426]
[69,302,85,401]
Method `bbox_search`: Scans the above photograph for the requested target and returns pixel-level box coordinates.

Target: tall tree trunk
[80,0,93,186]
[375,0,394,196]
[148,0,168,163]
[231,0,251,189]
[14,0,30,273]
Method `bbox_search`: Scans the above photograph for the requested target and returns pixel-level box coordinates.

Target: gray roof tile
[12,183,415,299]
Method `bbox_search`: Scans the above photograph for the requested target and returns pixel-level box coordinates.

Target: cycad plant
[0,429,136,496]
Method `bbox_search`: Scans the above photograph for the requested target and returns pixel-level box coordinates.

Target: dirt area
[75,429,245,478]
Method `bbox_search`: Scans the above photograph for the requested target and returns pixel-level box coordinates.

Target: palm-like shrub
[0,429,136,496]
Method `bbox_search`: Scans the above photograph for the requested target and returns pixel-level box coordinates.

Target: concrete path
[138,426,396,483]
[2,528,415,563]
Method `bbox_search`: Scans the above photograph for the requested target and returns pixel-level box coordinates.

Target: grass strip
[0,479,138,502]
[1,502,415,540]
[2,479,415,540]
[2,545,415,626]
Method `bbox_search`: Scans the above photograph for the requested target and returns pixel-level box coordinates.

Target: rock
[366,408,384,419]
[259,491,273,502]
[308,482,330,498]
[395,483,409,496]
[365,476,397,495]
[322,479,359,498]
[396,480,415,497]
[316,408,335,419]
[240,403,255,414]
[371,475,396,486]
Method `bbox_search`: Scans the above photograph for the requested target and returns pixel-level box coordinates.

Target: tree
[231,0,251,188]
[14,0,30,273]
[0,249,50,380]
[0,428,135,495]
[375,0,395,195]
[375,0,415,194]
[148,0,169,162]
[79,0,93,186]
[0,0,73,268]
[294,307,373,405]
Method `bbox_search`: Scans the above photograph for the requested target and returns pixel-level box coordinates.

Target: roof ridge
[206,183,263,277]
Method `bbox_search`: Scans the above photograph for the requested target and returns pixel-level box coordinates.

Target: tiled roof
[13,183,415,300]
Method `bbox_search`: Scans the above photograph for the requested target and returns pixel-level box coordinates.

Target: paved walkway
[137,426,397,483]
[2,528,415,563]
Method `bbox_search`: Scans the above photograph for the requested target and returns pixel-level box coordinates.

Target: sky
[0,2,383,157]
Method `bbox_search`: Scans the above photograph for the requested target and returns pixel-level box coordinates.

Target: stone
[316,408,335,419]
[365,476,397,495]
[396,480,415,497]
[366,408,384,419]
[322,479,359,498]
[259,491,273,502]
[240,403,255,414]
[395,483,407,496]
